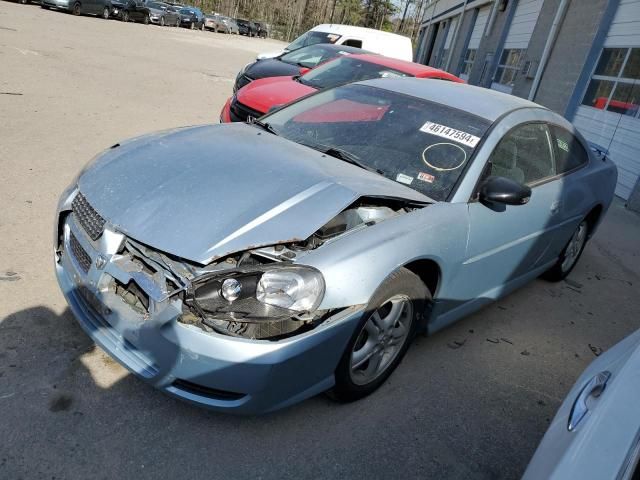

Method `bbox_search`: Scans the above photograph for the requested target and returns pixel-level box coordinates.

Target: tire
[72,2,81,15]
[121,10,129,21]
[189,22,194,29]
[159,16,164,26]
[102,6,109,19]
[330,268,429,402]
[543,219,589,282]
[200,23,204,31]
[20,0,28,4]
[41,4,50,8]
[143,13,149,24]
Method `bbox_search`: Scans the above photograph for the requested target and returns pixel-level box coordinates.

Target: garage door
[491,0,544,93]
[460,5,490,81]
[504,0,544,49]
[573,0,640,200]
[468,6,490,50]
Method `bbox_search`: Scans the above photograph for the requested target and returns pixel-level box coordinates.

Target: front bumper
[219,97,231,123]
[55,207,363,414]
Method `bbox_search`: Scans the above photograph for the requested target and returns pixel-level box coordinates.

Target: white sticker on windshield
[419,121,480,148]
[396,173,413,185]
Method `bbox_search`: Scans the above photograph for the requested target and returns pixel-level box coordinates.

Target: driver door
[461,122,565,301]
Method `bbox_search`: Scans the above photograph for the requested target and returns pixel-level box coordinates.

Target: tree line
[191,0,429,45]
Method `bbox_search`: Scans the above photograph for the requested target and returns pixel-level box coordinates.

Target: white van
[257,24,413,62]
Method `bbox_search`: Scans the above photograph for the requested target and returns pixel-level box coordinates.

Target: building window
[461,49,477,78]
[494,48,525,88]
[582,47,640,118]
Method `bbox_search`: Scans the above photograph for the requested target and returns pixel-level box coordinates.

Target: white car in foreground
[523,329,640,479]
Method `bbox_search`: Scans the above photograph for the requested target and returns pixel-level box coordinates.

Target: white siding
[504,0,544,49]
[468,5,491,49]
[574,106,640,200]
[604,0,640,47]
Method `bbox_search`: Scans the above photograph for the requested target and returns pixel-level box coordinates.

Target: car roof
[344,54,461,81]
[289,44,366,55]
[311,24,410,41]
[355,77,547,121]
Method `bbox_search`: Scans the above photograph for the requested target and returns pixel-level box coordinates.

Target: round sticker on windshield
[422,143,467,172]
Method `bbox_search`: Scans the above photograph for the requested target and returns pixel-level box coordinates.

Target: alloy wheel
[349,295,413,386]
[561,221,588,273]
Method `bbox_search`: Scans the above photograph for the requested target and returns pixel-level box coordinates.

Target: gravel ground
[1,3,639,479]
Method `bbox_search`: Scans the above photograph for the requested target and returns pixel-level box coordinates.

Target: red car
[220,53,463,123]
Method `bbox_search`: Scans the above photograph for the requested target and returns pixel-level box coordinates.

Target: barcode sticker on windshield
[419,122,480,148]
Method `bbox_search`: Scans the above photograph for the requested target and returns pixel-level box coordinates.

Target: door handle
[568,370,611,431]
[550,200,561,214]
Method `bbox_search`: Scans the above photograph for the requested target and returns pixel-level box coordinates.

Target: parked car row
[18,0,266,34]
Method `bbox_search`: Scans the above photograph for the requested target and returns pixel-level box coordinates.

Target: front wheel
[159,16,164,26]
[200,23,204,31]
[189,21,194,29]
[71,2,81,15]
[121,10,129,21]
[330,268,428,402]
[543,219,589,281]
[102,6,109,19]
[143,13,149,24]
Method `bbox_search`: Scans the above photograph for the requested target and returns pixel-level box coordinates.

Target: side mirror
[299,67,310,75]
[479,176,531,206]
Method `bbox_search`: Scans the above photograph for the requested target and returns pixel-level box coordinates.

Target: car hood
[237,76,315,114]
[78,124,429,264]
[245,59,300,81]
[257,50,285,60]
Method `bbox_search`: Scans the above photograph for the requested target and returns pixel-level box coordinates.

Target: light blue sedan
[54,79,617,413]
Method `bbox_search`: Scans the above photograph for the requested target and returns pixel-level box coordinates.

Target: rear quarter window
[551,125,589,174]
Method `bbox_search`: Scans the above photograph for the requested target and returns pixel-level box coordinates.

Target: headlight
[185,265,326,340]
[256,267,324,311]
[189,266,324,319]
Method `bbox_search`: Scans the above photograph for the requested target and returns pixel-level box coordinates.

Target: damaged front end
[57,191,420,342]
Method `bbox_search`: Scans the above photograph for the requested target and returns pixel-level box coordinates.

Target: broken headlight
[188,265,325,323]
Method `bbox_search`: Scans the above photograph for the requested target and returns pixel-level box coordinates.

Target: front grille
[230,98,263,123]
[72,193,105,241]
[69,231,92,273]
[235,74,252,92]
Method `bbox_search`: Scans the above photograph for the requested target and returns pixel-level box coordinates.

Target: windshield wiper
[248,118,278,135]
[303,142,383,174]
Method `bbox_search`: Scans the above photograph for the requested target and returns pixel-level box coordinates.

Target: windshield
[287,31,342,52]
[280,44,354,69]
[261,84,491,201]
[299,56,409,90]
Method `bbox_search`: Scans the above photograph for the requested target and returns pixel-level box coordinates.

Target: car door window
[550,126,589,174]
[489,123,556,185]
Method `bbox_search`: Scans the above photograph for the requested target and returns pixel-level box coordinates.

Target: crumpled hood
[237,76,315,114]
[78,123,429,264]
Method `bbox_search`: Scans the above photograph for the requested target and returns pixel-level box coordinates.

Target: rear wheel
[330,268,428,402]
[543,219,589,281]
[72,2,81,15]
[102,6,109,19]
